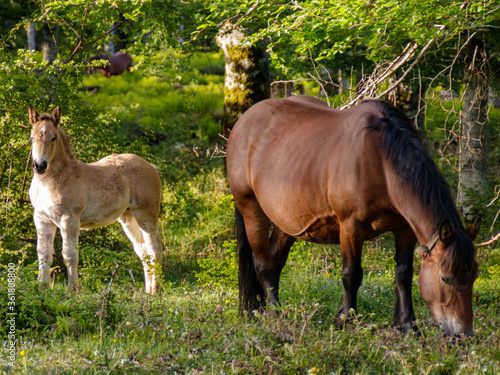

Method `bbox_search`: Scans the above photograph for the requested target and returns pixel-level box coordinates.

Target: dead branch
[477,232,500,247]
[339,40,434,109]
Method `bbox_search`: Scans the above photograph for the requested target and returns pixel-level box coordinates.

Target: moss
[219,39,270,137]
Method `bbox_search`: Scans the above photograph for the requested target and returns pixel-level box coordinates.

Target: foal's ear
[439,221,453,246]
[52,106,61,126]
[466,217,481,241]
[28,106,39,125]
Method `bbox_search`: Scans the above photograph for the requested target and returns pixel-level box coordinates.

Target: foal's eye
[52,136,57,142]
[441,275,453,285]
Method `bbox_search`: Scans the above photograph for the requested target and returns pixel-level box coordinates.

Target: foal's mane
[364,100,475,274]
[39,113,75,159]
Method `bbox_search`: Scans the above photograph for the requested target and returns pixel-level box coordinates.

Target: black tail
[235,205,264,313]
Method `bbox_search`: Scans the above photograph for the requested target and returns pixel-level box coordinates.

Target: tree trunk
[42,24,57,64]
[457,34,491,220]
[216,22,270,138]
[27,22,36,51]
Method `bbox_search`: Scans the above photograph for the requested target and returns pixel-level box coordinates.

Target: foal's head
[418,220,480,336]
[29,106,61,175]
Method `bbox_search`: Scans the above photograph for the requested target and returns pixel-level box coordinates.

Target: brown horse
[226,95,480,336]
[89,51,133,77]
[29,106,163,293]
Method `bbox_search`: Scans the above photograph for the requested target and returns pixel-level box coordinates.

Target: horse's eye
[441,275,453,285]
[52,136,57,142]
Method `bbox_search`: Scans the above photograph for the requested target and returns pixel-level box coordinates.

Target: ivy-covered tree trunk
[457,34,491,219]
[216,22,270,138]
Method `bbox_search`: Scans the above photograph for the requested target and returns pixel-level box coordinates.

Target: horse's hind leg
[135,211,163,294]
[237,200,283,310]
[119,209,163,294]
[118,210,151,293]
[393,226,418,332]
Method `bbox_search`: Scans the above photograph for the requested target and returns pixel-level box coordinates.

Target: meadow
[1,51,499,374]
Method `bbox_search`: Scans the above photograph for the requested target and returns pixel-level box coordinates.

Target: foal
[29,106,163,294]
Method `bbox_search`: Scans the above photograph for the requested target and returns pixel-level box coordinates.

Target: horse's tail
[235,205,263,314]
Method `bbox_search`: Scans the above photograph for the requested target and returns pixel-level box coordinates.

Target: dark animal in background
[226,95,479,336]
[88,51,133,77]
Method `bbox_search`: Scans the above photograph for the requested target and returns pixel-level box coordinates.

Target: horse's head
[29,106,61,175]
[417,220,480,336]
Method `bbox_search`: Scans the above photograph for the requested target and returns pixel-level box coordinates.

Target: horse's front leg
[393,226,418,332]
[336,223,364,325]
[60,215,81,290]
[34,214,57,285]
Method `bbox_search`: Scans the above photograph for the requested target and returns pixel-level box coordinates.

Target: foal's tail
[235,205,264,313]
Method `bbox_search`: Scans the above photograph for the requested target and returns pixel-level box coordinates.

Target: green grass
[4,242,500,374]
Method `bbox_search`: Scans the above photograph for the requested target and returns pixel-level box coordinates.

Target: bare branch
[340,40,427,108]
[477,232,500,247]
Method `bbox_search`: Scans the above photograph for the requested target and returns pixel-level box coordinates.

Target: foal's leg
[34,215,57,285]
[60,215,81,289]
[118,209,162,294]
[393,226,418,332]
[133,208,163,294]
[336,221,364,325]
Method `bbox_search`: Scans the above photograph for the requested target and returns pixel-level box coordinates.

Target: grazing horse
[89,51,133,77]
[28,106,163,294]
[226,95,480,336]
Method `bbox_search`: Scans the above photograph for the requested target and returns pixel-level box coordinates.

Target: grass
[2,50,500,374]
[5,242,500,374]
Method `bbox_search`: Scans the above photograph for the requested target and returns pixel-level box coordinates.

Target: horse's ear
[52,106,61,126]
[466,217,481,241]
[28,106,39,126]
[439,221,453,246]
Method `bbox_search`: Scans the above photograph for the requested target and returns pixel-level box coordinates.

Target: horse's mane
[39,113,75,159]
[364,100,475,275]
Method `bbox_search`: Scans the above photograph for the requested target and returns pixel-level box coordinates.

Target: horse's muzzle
[33,160,47,174]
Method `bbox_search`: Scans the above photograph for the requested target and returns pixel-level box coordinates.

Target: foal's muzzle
[33,160,47,174]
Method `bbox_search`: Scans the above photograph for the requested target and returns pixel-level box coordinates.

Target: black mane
[364,100,475,274]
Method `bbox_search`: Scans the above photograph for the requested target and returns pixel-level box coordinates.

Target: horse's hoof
[393,323,421,336]
[335,308,356,328]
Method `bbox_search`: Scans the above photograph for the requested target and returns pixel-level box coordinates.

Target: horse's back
[227,97,393,241]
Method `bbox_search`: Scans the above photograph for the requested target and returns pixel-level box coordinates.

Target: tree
[0,0,168,258]
[458,32,491,219]
[216,21,270,137]
[201,0,500,219]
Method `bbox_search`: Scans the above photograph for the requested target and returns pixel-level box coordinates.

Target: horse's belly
[295,218,341,244]
[79,213,121,229]
[79,200,128,229]
[270,209,341,245]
